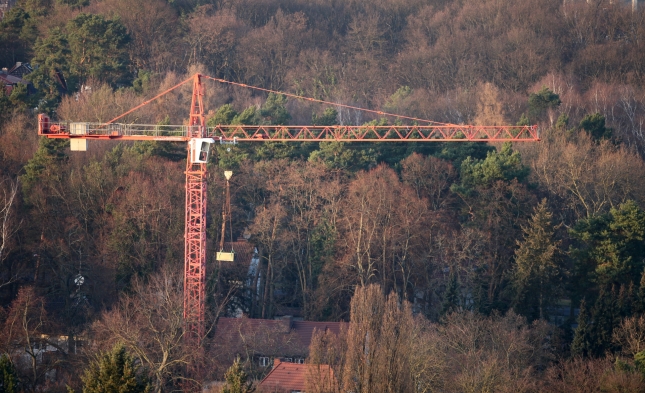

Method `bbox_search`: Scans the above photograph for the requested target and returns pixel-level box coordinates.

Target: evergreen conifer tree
[81,345,150,393]
[222,358,255,393]
[0,354,19,393]
[637,268,645,314]
[511,199,562,321]
[441,272,460,317]
[572,299,593,358]
[590,286,617,357]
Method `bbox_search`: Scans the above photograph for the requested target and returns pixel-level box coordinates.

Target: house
[0,62,33,95]
[258,359,336,393]
[212,316,344,377]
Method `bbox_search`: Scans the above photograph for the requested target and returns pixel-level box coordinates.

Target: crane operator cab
[189,138,215,164]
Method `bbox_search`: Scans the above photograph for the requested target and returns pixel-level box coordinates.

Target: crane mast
[36,73,540,364]
[184,74,208,344]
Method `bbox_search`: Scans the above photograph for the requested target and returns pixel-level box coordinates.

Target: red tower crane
[37,73,540,348]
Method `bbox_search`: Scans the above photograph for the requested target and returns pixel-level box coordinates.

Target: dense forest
[3,0,645,391]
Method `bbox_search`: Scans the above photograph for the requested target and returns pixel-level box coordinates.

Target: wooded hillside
[3,0,645,391]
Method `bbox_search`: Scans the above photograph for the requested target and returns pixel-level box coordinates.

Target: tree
[28,27,72,112]
[259,93,290,125]
[221,358,255,393]
[579,113,612,141]
[589,286,617,357]
[81,345,151,393]
[570,200,645,291]
[0,7,37,67]
[66,13,132,86]
[0,178,20,291]
[0,354,18,393]
[312,107,338,126]
[528,86,561,123]
[511,199,563,321]
[455,142,529,191]
[91,268,197,393]
[441,272,460,317]
[0,287,51,390]
[571,299,592,358]
[341,285,417,393]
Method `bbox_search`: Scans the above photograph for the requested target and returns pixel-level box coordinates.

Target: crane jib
[38,115,540,143]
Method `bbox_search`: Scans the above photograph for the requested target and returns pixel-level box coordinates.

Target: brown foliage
[541,357,645,393]
[89,268,197,393]
[529,131,645,220]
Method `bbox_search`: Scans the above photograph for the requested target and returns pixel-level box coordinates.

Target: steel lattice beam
[184,74,207,346]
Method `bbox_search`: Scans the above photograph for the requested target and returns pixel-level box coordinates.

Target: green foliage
[0,6,37,66]
[28,27,72,112]
[20,137,68,199]
[312,107,338,126]
[254,142,297,161]
[512,199,562,321]
[383,86,412,113]
[570,201,645,289]
[131,70,153,95]
[589,286,617,357]
[216,145,249,170]
[57,0,90,8]
[308,141,377,171]
[516,113,530,126]
[81,345,151,393]
[571,299,592,357]
[209,104,239,126]
[579,113,612,141]
[231,107,259,125]
[66,13,132,86]
[19,0,53,17]
[221,358,255,393]
[528,87,560,122]
[436,142,494,170]
[635,350,645,375]
[0,88,11,126]
[556,113,569,131]
[456,142,529,190]
[441,273,460,317]
[259,93,290,125]
[0,354,19,393]
[637,269,645,314]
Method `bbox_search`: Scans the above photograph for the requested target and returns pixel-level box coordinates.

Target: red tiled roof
[259,359,335,393]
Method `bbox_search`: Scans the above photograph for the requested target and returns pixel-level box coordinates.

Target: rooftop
[258,359,335,393]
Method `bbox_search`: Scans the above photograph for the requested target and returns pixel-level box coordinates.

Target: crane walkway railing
[38,115,539,142]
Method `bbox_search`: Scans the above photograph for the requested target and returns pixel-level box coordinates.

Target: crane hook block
[189,138,215,164]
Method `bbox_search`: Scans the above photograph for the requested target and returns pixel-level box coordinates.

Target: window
[295,358,305,364]
[258,356,271,367]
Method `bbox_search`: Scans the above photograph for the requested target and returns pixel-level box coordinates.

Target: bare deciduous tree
[90,268,197,393]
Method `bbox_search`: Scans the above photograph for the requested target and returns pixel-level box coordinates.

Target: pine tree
[222,358,255,393]
[617,283,635,319]
[0,354,19,393]
[511,199,562,321]
[441,272,460,317]
[590,286,617,357]
[571,299,592,357]
[637,268,645,314]
[81,345,150,393]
